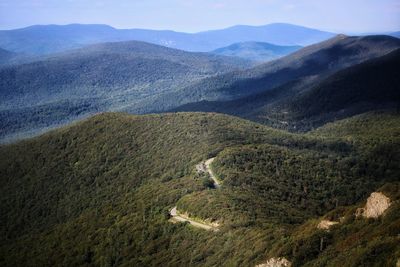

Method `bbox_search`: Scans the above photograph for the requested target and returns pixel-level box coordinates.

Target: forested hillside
[149,35,400,114]
[269,48,400,130]
[0,41,250,143]
[0,40,250,109]
[2,1,399,266]
[171,48,400,131]
[1,35,399,143]
[0,48,18,65]
[211,42,301,62]
[1,111,399,266]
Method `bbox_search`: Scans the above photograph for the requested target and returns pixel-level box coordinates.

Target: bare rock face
[356,192,391,218]
[317,219,339,230]
[255,257,292,267]
[195,162,207,173]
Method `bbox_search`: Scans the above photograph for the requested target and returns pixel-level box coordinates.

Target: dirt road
[204,158,221,188]
[169,207,219,231]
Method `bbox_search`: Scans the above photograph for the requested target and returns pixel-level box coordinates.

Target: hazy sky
[0,0,399,33]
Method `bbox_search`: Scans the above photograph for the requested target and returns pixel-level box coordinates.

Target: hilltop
[0,111,399,266]
[0,40,251,143]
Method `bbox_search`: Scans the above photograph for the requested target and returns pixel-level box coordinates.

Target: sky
[0,0,399,33]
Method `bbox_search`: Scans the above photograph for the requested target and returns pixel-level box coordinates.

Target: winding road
[169,207,219,231]
[204,158,221,188]
[169,158,222,231]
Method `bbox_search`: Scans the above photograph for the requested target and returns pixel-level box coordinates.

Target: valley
[1,34,399,143]
[0,40,251,142]
[0,18,399,267]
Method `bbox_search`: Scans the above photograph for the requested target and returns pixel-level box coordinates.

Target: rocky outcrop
[195,162,207,173]
[317,219,339,230]
[256,257,291,267]
[356,192,391,218]
[196,158,221,188]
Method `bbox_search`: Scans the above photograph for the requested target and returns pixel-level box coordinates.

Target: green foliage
[0,111,399,266]
[172,44,400,132]
[271,185,400,267]
[0,41,251,143]
[202,177,215,189]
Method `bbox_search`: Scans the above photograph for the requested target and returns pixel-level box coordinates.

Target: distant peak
[19,23,116,31]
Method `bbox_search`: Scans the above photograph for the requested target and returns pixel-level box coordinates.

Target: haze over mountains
[0,48,17,64]
[0,40,251,142]
[211,42,302,62]
[0,23,335,55]
[1,31,399,143]
[173,48,400,130]
[163,35,400,111]
[0,18,400,267]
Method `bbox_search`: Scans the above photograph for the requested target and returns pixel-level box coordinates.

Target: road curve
[168,158,222,231]
[169,207,219,231]
[204,158,221,188]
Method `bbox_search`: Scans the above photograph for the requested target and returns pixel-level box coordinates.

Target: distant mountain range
[0,23,335,55]
[211,42,302,62]
[1,19,400,267]
[0,41,251,142]
[1,34,399,142]
[172,48,400,131]
[160,35,400,112]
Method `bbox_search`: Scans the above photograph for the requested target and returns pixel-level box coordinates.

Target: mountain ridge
[211,41,302,62]
[0,40,251,142]
[0,23,335,54]
[1,34,399,143]
[1,111,399,266]
[146,34,400,114]
[171,48,400,131]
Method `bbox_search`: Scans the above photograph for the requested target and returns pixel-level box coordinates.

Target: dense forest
[1,111,399,266]
[0,40,251,142]
[211,42,302,62]
[172,48,400,131]
[1,35,399,143]
[1,22,399,267]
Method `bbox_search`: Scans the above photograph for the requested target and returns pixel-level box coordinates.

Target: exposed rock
[195,162,207,173]
[317,219,339,230]
[356,192,391,218]
[256,257,292,267]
